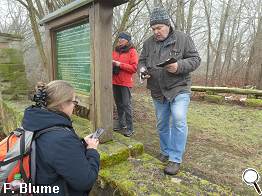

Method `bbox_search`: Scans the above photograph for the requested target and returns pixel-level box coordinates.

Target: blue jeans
[153,93,190,163]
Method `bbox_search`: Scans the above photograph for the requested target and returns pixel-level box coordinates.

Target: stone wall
[0,36,29,100]
[0,33,23,51]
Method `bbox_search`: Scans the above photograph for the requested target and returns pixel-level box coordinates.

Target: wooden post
[44,29,54,81]
[90,1,113,142]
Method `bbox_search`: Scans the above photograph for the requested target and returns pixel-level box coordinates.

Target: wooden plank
[98,0,129,7]
[44,29,53,81]
[40,0,127,25]
[45,8,89,30]
[89,6,95,132]
[191,86,262,96]
[40,0,93,25]
[89,2,113,142]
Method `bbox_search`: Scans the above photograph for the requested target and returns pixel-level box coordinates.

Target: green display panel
[56,22,91,94]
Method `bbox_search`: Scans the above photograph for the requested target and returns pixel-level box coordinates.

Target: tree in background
[14,0,74,71]
[244,0,262,89]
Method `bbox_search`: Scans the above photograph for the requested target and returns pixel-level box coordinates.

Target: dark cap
[118,32,131,42]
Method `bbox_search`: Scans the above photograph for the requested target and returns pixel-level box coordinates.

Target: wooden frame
[41,0,123,141]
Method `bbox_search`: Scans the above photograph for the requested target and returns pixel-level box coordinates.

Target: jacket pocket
[170,48,183,60]
[163,70,186,89]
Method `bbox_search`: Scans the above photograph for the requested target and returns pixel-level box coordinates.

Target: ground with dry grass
[131,88,262,196]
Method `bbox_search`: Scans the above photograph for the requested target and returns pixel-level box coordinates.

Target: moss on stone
[113,132,144,157]
[98,154,233,195]
[0,48,23,64]
[206,90,217,95]
[204,95,224,104]
[245,98,262,107]
[0,63,28,99]
[71,115,92,137]
[0,99,28,135]
[99,142,130,168]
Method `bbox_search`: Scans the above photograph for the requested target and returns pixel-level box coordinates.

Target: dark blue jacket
[22,106,100,196]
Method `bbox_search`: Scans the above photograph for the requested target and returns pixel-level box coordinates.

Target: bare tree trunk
[225,4,245,81]
[145,0,152,15]
[26,0,48,70]
[203,0,212,86]
[258,64,262,89]
[186,0,196,34]
[35,0,45,19]
[154,0,159,6]
[245,3,262,86]
[211,0,232,86]
[45,0,56,12]
[221,0,244,85]
[255,3,262,89]
[244,43,255,86]
[181,0,185,31]
[229,27,246,83]
[176,0,184,31]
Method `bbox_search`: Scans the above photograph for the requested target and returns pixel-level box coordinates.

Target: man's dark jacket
[138,28,201,101]
[22,106,100,196]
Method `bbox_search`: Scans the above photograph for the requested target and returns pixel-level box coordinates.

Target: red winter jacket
[112,47,138,88]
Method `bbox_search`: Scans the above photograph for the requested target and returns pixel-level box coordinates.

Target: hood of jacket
[22,106,73,132]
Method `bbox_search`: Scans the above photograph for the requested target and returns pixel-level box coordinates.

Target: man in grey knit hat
[138,7,201,175]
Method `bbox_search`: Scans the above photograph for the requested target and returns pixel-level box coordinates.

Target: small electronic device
[156,57,177,68]
[141,70,149,79]
[91,128,105,139]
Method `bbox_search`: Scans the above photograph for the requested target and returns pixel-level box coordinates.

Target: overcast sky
[0,0,28,33]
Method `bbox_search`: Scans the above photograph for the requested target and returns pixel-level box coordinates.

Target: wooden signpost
[40,0,128,142]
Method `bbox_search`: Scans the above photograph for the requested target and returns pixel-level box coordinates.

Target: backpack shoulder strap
[30,126,71,185]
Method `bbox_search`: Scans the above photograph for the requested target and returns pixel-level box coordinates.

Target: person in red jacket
[112,32,138,137]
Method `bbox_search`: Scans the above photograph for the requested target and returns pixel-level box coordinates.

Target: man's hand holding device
[156,58,178,73]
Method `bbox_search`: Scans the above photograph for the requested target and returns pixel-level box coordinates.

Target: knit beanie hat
[118,32,131,42]
[150,7,171,27]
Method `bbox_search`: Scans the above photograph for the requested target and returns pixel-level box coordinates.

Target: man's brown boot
[164,161,180,175]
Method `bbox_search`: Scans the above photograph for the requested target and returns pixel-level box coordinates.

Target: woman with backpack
[21,80,100,195]
[112,32,138,137]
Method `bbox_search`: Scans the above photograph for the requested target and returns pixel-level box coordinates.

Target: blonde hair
[35,80,75,111]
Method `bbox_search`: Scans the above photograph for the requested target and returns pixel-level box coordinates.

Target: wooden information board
[56,22,91,94]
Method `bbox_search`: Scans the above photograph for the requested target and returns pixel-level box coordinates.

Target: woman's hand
[84,135,99,149]
[112,60,121,66]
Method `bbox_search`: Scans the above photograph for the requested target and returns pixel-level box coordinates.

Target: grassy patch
[132,92,262,195]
